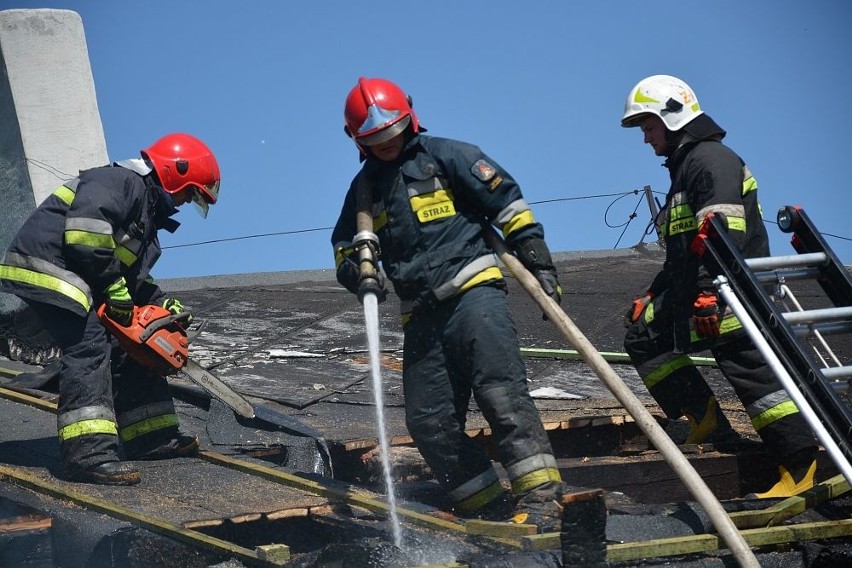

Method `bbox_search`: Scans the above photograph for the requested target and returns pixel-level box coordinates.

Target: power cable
[10,154,852,249]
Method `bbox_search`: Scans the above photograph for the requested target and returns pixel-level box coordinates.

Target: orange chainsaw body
[97,303,189,375]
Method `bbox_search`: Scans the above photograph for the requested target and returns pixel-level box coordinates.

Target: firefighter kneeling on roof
[0,133,220,485]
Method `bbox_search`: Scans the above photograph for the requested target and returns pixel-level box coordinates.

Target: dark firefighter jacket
[331,134,547,316]
[0,161,178,315]
[649,131,769,312]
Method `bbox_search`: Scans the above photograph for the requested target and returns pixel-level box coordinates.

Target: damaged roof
[1,242,852,567]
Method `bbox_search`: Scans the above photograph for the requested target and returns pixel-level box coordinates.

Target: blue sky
[13,1,852,278]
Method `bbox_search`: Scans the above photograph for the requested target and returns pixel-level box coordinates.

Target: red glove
[625,293,653,327]
[693,292,721,338]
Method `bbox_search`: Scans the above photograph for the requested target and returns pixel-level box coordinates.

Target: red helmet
[141,133,220,217]
[344,77,420,150]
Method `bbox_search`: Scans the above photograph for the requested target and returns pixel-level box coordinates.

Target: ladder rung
[784,306,852,325]
[746,252,828,271]
[822,366,852,380]
[793,322,852,337]
[753,267,822,284]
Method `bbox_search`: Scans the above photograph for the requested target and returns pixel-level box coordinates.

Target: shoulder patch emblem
[471,159,496,182]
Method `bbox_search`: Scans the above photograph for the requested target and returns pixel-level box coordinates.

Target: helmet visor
[189,179,220,217]
[358,115,411,147]
[190,187,210,218]
[357,103,401,136]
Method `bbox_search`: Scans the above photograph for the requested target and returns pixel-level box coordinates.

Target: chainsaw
[97,303,255,418]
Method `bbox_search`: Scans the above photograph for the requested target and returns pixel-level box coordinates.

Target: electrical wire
[10,155,851,250]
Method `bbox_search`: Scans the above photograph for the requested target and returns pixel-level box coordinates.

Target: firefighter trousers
[623,291,817,467]
[25,301,178,472]
[402,285,559,511]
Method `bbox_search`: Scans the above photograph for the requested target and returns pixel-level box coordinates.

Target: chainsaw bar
[181,359,255,419]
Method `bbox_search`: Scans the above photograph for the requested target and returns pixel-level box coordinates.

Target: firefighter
[331,77,566,530]
[621,75,819,497]
[0,133,220,485]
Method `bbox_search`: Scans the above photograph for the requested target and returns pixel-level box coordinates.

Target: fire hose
[483,227,759,567]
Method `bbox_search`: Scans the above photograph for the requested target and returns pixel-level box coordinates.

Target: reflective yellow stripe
[334,247,348,268]
[0,264,91,312]
[644,354,693,389]
[458,266,503,295]
[643,300,656,324]
[373,210,388,232]
[690,313,743,342]
[58,418,118,441]
[510,467,562,495]
[410,189,456,223]
[634,91,659,104]
[742,176,758,196]
[119,413,179,442]
[64,230,116,249]
[453,480,506,514]
[114,245,138,266]
[752,400,800,431]
[501,210,535,239]
[54,185,76,206]
[727,216,746,232]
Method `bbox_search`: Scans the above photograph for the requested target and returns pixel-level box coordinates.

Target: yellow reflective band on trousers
[501,210,535,239]
[453,479,506,514]
[751,400,801,432]
[119,413,179,443]
[0,264,91,312]
[511,467,562,495]
[58,418,118,441]
[690,313,743,342]
[643,354,694,389]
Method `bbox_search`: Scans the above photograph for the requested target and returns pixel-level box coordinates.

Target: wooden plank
[0,464,284,567]
[464,519,537,537]
[730,474,851,529]
[0,497,51,534]
[521,519,852,559]
[0,515,51,534]
[198,450,472,537]
[0,385,58,413]
[558,452,741,503]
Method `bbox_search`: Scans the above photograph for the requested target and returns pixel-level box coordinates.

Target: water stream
[362,292,404,549]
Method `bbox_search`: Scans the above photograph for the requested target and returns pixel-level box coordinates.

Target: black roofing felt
[155,245,700,447]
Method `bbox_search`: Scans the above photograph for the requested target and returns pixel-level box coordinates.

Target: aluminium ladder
[691,205,852,484]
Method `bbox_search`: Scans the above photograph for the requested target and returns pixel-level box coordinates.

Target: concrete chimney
[0,8,108,314]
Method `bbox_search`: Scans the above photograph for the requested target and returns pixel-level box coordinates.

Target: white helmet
[621,75,703,132]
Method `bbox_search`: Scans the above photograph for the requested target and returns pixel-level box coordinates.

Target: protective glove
[358,270,388,304]
[625,292,654,327]
[162,298,194,325]
[104,277,134,327]
[534,268,562,320]
[692,292,721,338]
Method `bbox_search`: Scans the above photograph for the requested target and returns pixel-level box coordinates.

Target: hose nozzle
[353,230,383,302]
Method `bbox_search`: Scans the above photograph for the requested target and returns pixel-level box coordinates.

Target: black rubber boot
[514,482,566,533]
[64,461,141,486]
[126,433,200,461]
[467,492,515,521]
